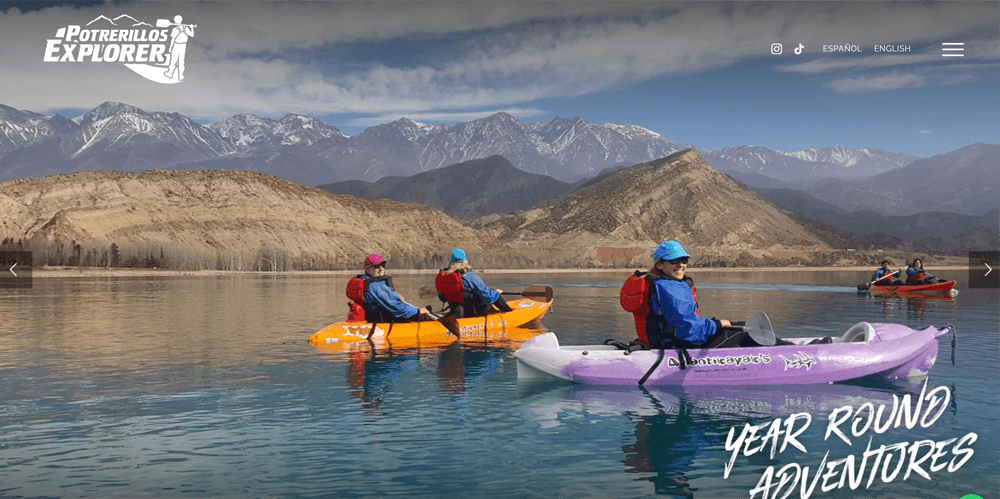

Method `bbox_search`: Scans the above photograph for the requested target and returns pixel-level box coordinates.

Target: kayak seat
[835,322,875,344]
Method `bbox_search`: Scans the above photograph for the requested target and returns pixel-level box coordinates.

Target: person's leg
[492,295,513,313]
[702,328,747,348]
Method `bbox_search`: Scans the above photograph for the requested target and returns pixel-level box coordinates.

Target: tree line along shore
[2,237,967,274]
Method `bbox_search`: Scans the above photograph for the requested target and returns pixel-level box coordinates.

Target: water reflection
[864,289,957,322]
[519,379,950,498]
[341,330,539,412]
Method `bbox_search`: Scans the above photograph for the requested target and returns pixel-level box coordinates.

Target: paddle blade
[744,312,776,346]
[520,285,554,302]
[438,315,461,339]
[155,18,171,27]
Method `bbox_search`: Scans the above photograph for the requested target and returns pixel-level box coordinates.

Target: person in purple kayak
[639,240,802,349]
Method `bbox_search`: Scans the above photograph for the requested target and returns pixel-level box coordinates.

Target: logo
[770,43,783,55]
[794,43,804,55]
[42,14,196,84]
[779,352,817,371]
[667,353,772,368]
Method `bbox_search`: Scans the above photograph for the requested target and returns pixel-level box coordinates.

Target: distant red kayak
[868,280,957,294]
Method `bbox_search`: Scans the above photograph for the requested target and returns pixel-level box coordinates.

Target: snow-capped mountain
[0,101,916,186]
[71,102,234,164]
[337,113,687,181]
[705,145,917,183]
[0,104,79,155]
[209,113,348,155]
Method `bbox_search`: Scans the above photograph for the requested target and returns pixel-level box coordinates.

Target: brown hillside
[471,149,832,266]
[0,170,503,269]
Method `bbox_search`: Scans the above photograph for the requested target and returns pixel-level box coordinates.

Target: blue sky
[1,1,997,157]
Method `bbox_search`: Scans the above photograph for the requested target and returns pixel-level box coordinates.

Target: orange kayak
[309,297,552,352]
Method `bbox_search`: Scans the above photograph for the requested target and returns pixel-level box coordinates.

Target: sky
[0,1,997,157]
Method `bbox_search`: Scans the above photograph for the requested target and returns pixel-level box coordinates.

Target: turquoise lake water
[1,270,996,498]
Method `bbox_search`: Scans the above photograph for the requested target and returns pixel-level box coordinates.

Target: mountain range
[0,101,918,187]
[317,155,574,220]
[801,143,1000,217]
[0,150,862,269]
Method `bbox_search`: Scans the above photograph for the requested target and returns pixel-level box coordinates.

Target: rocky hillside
[0,170,504,270]
[471,149,833,267]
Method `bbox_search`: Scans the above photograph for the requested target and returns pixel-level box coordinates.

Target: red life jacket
[907,271,925,284]
[344,275,394,321]
[620,270,698,345]
[435,270,466,303]
[346,276,367,304]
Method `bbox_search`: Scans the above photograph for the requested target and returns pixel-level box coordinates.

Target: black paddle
[858,269,900,290]
[426,306,462,339]
[420,285,554,302]
[501,285,554,302]
[910,265,946,283]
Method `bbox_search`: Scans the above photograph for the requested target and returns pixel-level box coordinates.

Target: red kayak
[867,280,957,294]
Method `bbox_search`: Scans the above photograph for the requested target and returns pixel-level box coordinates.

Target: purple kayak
[513,322,953,386]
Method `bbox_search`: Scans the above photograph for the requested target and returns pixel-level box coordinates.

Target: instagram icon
[770,43,783,55]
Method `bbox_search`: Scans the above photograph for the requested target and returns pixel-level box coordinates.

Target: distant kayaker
[348,253,432,323]
[625,240,773,349]
[906,258,940,284]
[870,260,902,286]
[435,248,513,318]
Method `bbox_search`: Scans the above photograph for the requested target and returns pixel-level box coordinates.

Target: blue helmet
[653,240,691,261]
[450,248,467,263]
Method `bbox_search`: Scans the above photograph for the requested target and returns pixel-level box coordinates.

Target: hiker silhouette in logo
[164,15,194,81]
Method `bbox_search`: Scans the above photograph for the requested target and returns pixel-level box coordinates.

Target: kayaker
[633,240,771,349]
[906,258,940,284]
[435,248,513,318]
[351,253,432,323]
[870,260,902,286]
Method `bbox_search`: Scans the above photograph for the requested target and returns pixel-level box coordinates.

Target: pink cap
[364,254,385,267]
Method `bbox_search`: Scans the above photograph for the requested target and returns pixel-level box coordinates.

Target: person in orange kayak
[906,258,941,285]
[435,248,513,318]
[346,253,431,323]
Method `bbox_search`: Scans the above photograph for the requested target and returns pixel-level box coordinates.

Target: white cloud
[0,2,996,120]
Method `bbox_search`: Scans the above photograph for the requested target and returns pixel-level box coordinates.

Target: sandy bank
[28,264,973,278]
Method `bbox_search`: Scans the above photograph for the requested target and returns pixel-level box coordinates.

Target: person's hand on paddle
[719,319,732,328]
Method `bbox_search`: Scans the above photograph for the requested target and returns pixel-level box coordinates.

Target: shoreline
[27,265,974,278]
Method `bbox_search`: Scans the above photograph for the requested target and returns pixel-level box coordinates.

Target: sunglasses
[368,262,386,269]
[662,257,690,265]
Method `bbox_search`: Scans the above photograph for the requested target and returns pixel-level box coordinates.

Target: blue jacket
[652,278,716,345]
[364,278,419,319]
[871,268,895,283]
[906,266,922,279]
[463,271,501,305]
